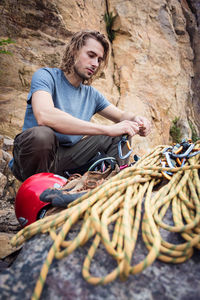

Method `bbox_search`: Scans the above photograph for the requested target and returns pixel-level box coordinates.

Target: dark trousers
[12,126,130,182]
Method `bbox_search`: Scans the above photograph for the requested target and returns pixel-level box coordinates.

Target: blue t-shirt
[23,68,110,146]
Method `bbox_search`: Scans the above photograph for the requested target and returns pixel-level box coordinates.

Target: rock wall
[0,135,21,266]
[184,0,200,132]
[0,0,199,155]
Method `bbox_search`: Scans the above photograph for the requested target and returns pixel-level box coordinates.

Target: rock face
[0,224,200,300]
[0,135,20,215]
[0,135,21,269]
[185,0,200,131]
[0,0,199,155]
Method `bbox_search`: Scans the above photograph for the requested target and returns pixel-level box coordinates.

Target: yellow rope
[11,142,200,300]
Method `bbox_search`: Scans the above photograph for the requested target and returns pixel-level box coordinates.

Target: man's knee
[31,126,56,149]
[20,126,56,150]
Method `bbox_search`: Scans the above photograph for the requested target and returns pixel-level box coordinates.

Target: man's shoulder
[29,68,63,96]
[34,67,62,77]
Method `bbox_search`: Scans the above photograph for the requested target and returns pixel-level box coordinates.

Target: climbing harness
[11,140,200,300]
[64,151,118,177]
[65,135,134,177]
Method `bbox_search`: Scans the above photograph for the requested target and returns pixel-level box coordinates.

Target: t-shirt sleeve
[94,89,111,113]
[27,68,55,104]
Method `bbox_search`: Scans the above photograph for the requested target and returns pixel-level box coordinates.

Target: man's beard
[73,65,91,81]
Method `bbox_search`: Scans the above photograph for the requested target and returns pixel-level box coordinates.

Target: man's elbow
[37,119,46,126]
[35,111,49,126]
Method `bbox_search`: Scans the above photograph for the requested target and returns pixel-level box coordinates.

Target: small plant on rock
[0,38,15,55]
[170,117,182,143]
[104,12,117,43]
[189,120,199,142]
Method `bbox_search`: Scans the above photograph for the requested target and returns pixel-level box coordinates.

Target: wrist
[120,112,136,122]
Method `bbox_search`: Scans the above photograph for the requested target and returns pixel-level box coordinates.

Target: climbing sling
[11,140,200,300]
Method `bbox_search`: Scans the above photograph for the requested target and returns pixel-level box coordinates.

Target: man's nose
[91,57,99,68]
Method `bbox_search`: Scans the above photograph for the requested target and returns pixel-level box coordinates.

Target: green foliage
[189,120,199,142]
[0,38,15,55]
[104,12,117,43]
[170,117,182,143]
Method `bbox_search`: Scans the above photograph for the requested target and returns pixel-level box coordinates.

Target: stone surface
[0,232,20,259]
[0,173,7,198]
[0,222,199,300]
[0,209,21,233]
[3,137,14,154]
[0,137,21,210]
[0,135,21,268]
[184,0,200,132]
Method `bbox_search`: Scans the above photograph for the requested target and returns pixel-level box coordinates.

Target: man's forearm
[119,111,136,122]
[36,107,142,137]
[37,107,109,136]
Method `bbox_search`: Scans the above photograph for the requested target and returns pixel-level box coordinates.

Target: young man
[11,30,151,182]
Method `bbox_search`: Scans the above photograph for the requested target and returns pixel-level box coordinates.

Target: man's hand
[133,116,151,137]
[107,120,140,137]
[99,105,151,137]
[119,112,151,137]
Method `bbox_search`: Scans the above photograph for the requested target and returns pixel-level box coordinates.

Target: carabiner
[118,135,133,159]
[162,146,173,154]
[187,150,200,158]
[164,152,176,169]
[160,159,173,179]
[171,143,195,159]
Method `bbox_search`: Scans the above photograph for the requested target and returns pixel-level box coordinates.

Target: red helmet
[15,173,67,227]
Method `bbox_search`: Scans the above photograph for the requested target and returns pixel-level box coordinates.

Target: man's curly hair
[60,30,110,85]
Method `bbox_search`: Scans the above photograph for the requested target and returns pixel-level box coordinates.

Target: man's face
[73,37,104,81]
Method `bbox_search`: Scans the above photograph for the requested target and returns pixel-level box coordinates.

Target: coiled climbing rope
[11,141,200,300]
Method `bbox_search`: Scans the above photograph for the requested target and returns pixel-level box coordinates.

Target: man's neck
[64,71,82,88]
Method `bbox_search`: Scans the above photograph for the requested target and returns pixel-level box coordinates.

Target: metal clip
[118,135,133,159]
